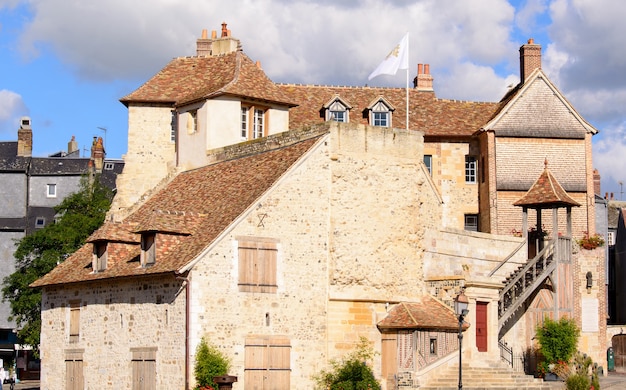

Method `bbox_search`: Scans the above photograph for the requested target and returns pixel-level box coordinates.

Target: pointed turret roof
[513,159,581,208]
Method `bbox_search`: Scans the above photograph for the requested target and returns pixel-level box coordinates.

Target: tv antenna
[97,126,107,150]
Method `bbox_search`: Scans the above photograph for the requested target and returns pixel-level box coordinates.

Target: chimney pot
[528,38,534,44]
[256,60,261,69]
[424,64,430,74]
[520,38,542,82]
[211,30,217,39]
[417,63,423,75]
[201,29,208,39]
[221,22,228,37]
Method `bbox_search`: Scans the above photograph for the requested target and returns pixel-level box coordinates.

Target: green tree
[2,176,113,350]
[194,337,231,389]
[536,317,580,365]
[313,337,381,390]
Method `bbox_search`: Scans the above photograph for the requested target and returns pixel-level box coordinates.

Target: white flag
[368,33,409,80]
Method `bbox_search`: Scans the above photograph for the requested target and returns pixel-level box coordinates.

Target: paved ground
[5,372,626,390]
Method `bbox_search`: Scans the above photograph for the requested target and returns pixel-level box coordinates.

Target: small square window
[35,217,45,228]
[47,184,57,198]
[429,337,438,355]
[465,214,478,231]
[104,162,114,170]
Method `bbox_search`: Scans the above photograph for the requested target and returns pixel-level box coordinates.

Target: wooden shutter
[65,350,84,390]
[238,239,278,293]
[131,348,157,390]
[245,336,290,389]
[69,301,80,343]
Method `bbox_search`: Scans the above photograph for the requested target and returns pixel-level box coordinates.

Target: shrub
[194,337,231,390]
[536,317,580,365]
[314,337,381,390]
[565,373,590,390]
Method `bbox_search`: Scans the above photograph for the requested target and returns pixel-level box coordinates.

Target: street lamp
[455,291,470,390]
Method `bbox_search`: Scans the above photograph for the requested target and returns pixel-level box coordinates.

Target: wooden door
[132,359,156,390]
[65,359,84,390]
[613,335,626,372]
[245,336,291,389]
[476,302,488,352]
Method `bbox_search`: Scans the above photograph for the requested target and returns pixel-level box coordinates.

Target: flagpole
[406,33,409,131]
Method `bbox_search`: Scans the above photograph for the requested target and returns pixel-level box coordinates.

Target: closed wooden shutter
[69,301,80,343]
[238,239,278,293]
[245,336,290,389]
[131,348,157,390]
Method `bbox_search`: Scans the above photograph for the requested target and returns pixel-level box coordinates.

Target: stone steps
[419,364,560,390]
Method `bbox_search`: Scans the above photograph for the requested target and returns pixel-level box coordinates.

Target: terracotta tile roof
[377,296,465,330]
[120,51,296,107]
[513,160,581,208]
[278,84,499,137]
[32,134,324,287]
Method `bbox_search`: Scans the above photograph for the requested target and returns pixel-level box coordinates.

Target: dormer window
[367,97,394,127]
[93,242,107,272]
[324,95,351,123]
[141,233,156,267]
[187,110,197,134]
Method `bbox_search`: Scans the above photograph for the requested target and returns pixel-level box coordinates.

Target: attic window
[35,217,46,229]
[368,98,393,127]
[104,162,114,170]
[187,110,197,135]
[326,100,349,122]
[241,105,267,140]
[141,233,156,267]
[93,242,107,272]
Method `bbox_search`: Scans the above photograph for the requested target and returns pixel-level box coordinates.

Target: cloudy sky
[1,0,625,197]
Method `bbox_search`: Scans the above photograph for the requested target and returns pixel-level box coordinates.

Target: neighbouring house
[33,25,606,390]
[0,118,123,380]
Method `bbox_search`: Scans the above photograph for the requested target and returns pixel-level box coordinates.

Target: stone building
[33,25,605,389]
[0,118,123,379]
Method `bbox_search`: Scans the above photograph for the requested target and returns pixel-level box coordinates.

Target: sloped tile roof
[513,160,581,208]
[30,158,89,175]
[120,51,296,107]
[0,142,29,171]
[86,221,140,243]
[32,134,324,287]
[279,84,499,137]
[377,296,465,331]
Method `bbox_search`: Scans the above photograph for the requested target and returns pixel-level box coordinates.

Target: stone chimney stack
[520,38,541,82]
[68,135,79,155]
[17,116,32,157]
[413,63,434,91]
[196,22,241,57]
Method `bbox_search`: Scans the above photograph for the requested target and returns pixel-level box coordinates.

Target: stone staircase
[419,363,562,390]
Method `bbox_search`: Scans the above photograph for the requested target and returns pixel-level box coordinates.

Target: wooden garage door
[245,336,290,389]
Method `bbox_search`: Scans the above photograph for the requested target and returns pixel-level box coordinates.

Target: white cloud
[0,89,27,135]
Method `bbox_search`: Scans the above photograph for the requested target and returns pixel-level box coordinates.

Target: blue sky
[1,0,626,197]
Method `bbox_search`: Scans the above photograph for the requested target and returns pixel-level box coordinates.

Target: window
[35,217,46,228]
[238,237,278,293]
[69,301,80,343]
[465,214,478,232]
[368,99,393,128]
[245,336,290,389]
[104,162,114,170]
[423,155,432,175]
[241,107,249,138]
[465,156,477,183]
[141,233,156,267]
[187,110,197,134]
[429,337,438,355]
[47,183,57,198]
[325,97,350,122]
[608,231,615,246]
[170,110,177,142]
[253,109,265,139]
[93,242,107,272]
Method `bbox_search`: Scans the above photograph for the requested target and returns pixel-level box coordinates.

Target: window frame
[241,104,268,140]
[35,217,46,228]
[464,214,479,232]
[465,155,477,184]
[325,98,350,123]
[241,107,249,139]
[170,110,178,142]
[187,110,198,135]
[368,99,393,128]
[47,183,57,198]
[423,155,432,175]
[253,108,265,139]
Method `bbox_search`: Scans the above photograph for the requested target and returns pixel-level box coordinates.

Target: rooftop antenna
[620,181,623,201]
[97,126,107,150]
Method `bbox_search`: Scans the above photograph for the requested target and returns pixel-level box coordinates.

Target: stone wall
[40,275,186,389]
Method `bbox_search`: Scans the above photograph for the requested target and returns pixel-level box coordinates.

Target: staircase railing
[498,239,557,329]
[499,339,513,368]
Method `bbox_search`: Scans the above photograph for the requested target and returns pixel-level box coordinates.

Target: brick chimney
[68,135,79,155]
[593,169,601,195]
[196,22,241,57]
[17,116,32,157]
[90,136,105,173]
[413,63,434,91]
[520,38,541,82]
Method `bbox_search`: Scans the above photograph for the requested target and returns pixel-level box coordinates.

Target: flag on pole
[368,33,409,80]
